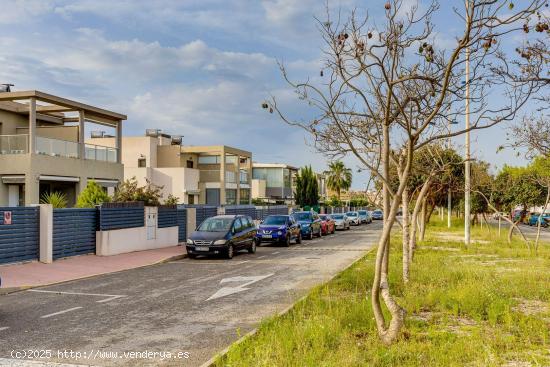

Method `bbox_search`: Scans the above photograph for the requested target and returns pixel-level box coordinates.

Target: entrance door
[206,189,220,206]
[8,185,19,207]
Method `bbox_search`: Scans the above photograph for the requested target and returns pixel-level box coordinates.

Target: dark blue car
[371,210,383,220]
[291,211,322,240]
[256,215,301,246]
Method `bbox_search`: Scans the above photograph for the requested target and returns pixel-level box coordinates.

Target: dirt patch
[422,246,460,252]
[434,232,490,244]
[512,298,549,316]
[453,254,499,258]
[501,361,532,367]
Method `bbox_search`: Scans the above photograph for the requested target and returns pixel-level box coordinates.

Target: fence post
[187,207,197,236]
[39,204,53,264]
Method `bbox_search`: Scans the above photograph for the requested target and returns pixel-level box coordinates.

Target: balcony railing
[36,136,79,159]
[0,134,28,154]
[200,169,221,182]
[225,171,237,183]
[85,143,118,163]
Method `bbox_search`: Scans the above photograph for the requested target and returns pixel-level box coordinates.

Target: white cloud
[0,0,54,24]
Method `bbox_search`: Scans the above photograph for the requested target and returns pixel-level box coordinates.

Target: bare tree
[266,0,547,344]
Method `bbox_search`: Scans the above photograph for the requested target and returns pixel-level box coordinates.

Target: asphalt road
[0,221,382,367]
[488,218,550,244]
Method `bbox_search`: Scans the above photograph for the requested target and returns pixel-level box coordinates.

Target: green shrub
[40,191,68,208]
[76,180,111,208]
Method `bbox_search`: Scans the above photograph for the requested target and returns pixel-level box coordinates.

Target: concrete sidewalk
[0,246,186,291]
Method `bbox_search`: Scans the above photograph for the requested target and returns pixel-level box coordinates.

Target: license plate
[262,234,272,238]
[196,246,209,252]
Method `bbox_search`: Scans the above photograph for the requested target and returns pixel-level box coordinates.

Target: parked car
[512,209,526,223]
[291,211,322,239]
[256,215,301,246]
[372,209,384,220]
[319,214,336,235]
[186,215,257,259]
[346,211,361,225]
[528,213,550,227]
[358,210,372,224]
[331,213,350,230]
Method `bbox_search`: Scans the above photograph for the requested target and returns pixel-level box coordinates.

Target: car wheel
[226,244,234,259]
[248,240,257,253]
[307,231,313,240]
[318,227,322,237]
[296,232,302,244]
[331,226,335,234]
[284,234,291,247]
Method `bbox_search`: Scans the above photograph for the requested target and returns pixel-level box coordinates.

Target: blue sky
[0,0,537,189]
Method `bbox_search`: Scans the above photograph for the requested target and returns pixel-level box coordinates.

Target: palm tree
[325,161,352,201]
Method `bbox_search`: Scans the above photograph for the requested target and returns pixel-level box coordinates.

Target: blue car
[291,211,322,240]
[528,213,550,227]
[256,215,302,246]
[371,209,383,220]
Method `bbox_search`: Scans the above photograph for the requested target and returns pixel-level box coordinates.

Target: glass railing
[85,144,118,163]
[225,171,237,183]
[0,134,28,154]
[36,136,79,159]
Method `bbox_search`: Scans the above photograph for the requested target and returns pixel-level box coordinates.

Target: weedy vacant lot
[218,219,550,367]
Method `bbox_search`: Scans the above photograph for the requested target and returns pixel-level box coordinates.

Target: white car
[330,214,350,230]
[346,211,361,225]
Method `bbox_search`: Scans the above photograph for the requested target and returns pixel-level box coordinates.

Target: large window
[252,168,283,188]
[283,168,291,189]
[239,188,250,204]
[198,155,220,164]
[240,170,248,184]
[225,155,238,165]
[226,189,237,205]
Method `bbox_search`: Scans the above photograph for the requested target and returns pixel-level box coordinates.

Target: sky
[0,0,538,189]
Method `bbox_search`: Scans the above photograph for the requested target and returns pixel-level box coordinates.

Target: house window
[188,194,195,204]
[226,189,237,205]
[186,160,194,168]
[239,189,250,204]
[198,155,220,164]
[138,158,146,167]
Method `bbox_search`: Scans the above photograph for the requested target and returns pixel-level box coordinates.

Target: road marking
[272,251,280,254]
[257,255,267,259]
[206,274,274,301]
[28,289,126,303]
[0,327,9,331]
[41,307,83,319]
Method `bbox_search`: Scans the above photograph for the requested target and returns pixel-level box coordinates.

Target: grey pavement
[0,222,382,367]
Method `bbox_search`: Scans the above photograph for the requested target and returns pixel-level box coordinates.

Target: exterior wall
[0,108,29,135]
[89,136,157,168]
[251,179,266,199]
[0,153,123,206]
[17,126,79,142]
[157,145,182,167]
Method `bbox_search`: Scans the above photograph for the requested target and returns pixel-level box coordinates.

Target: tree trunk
[419,197,427,242]
[535,186,550,254]
[402,186,410,283]
[408,179,432,261]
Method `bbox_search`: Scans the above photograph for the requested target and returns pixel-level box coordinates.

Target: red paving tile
[0,246,186,289]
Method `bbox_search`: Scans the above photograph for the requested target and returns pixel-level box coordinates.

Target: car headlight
[303,223,310,227]
[214,239,227,245]
[186,239,194,245]
[277,231,282,235]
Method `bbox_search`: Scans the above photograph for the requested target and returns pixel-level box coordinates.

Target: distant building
[89,131,252,205]
[0,90,125,207]
[251,163,298,204]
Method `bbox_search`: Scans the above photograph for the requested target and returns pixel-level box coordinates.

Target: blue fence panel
[225,205,256,218]
[0,207,39,264]
[254,205,289,220]
[158,206,177,228]
[53,208,97,259]
[99,202,144,231]
[176,208,187,242]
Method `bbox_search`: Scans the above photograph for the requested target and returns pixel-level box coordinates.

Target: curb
[199,244,375,367]
[0,252,187,295]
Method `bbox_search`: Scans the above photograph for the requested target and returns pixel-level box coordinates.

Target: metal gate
[0,207,40,264]
[53,208,97,259]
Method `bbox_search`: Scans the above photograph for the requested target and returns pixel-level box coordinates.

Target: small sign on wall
[3,211,12,225]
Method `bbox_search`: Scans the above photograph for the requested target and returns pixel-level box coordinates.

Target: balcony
[0,134,117,162]
[225,171,237,183]
[85,143,118,163]
[0,134,28,154]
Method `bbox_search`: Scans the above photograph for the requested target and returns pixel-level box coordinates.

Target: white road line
[41,307,83,319]
[28,289,126,303]
[272,251,280,255]
[257,255,267,259]
[0,327,9,331]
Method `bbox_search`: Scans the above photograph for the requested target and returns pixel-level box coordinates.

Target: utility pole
[447,118,452,229]
[464,0,471,246]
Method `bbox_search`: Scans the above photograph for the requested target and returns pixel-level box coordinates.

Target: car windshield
[332,214,344,219]
[374,210,382,214]
[347,212,358,217]
[263,216,287,225]
[197,217,233,232]
[292,212,312,221]
[319,215,328,220]
[358,211,367,215]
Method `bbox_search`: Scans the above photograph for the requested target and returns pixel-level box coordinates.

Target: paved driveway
[0,222,382,367]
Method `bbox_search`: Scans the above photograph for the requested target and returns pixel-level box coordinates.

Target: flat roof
[181,145,251,157]
[0,90,127,125]
[252,162,299,170]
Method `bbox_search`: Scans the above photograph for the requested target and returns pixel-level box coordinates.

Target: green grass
[216,217,550,367]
